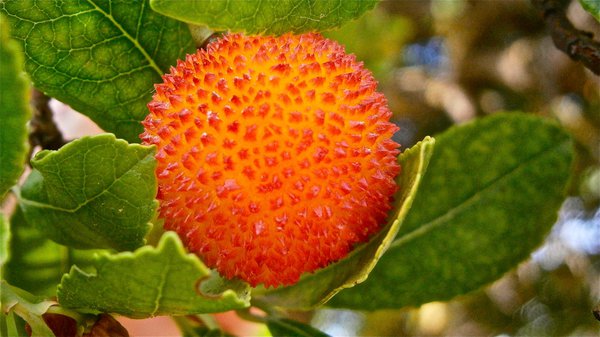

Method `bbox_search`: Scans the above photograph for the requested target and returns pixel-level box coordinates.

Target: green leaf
[189,327,235,337]
[580,0,600,21]
[266,317,330,337]
[1,280,56,337]
[3,207,103,297]
[18,134,157,251]
[150,0,378,35]
[0,212,9,269]
[57,232,251,318]
[330,113,574,309]
[255,137,435,309]
[0,15,30,199]
[0,0,195,142]
[1,311,27,337]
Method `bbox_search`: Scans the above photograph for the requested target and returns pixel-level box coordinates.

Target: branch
[532,0,600,75]
[29,90,66,155]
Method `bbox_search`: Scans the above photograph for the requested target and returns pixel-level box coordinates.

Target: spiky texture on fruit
[141,33,400,287]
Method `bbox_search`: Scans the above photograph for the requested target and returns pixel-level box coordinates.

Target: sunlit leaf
[0,15,30,198]
[330,113,574,309]
[0,0,195,142]
[18,134,157,251]
[57,232,250,318]
[255,137,435,309]
[150,0,378,35]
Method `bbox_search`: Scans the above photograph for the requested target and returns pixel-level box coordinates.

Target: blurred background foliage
[317,0,599,336]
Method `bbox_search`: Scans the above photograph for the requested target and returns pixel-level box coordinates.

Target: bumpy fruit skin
[141,33,400,287]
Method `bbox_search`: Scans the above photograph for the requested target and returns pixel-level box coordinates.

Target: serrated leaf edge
[57,232,251,315]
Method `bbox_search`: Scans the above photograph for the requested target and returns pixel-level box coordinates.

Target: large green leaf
[254,137,435,309]
[330,113,574,309]
[150,0,378,35]
[3,207,103,297]
[0,15,30,199]
[0,0,195,142]
[579,0,600,21]
[57,232,251,318]
[18,134,157,251]
[266,317,330,337]
[1,281,56,337]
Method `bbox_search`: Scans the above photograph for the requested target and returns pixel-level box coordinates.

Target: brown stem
[532,0,600,75]
[28,90,66,157]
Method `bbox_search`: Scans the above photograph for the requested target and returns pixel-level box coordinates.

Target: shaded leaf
[266,317,330,337]
[0,0,195,142]
[150,0,378,35]
[255,137,435,309]
[1,280,56,337]
[188,327,234,337]
[579,0,600,21]
[57,232,250,318]
[18,134,157,251]
[3,207,103,297]
[330,113,574,309]
[0,14,30,198]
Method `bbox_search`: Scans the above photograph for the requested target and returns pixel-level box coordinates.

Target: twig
[28,89,66,158]
[532,0,600,75]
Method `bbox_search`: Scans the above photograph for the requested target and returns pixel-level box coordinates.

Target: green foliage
[579,0,600,21]
[3,208,103,297]
[256,137,434,309]
[150,0,378,35]
[330,113,574,309]
[0,15,30,198]
[57,232,250,318]
[266,317,330,337]
[0,213,8,269]
[1,280,56,337]
[0,0,195,142]
[0,311,25,337]
[191,328,235,337]
[18,134,157,251]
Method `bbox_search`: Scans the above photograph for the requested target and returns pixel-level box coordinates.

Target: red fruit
[141,33,400,287]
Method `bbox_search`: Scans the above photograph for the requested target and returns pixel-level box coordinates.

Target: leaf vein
[84,0,163,75]
[20,152,153,213]
[391,141,568,248]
